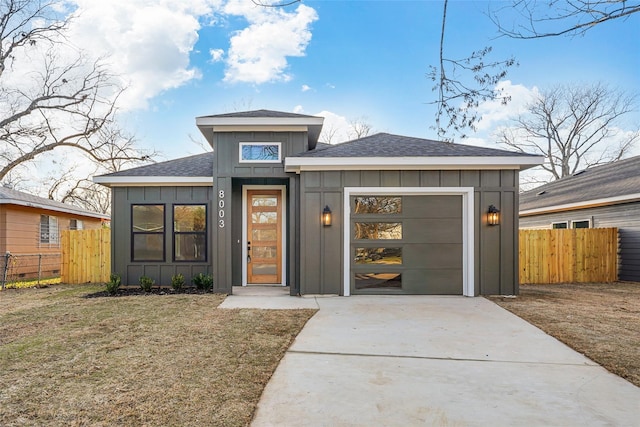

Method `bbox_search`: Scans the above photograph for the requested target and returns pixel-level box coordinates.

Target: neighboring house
[94,110,542,296]
[519,156,640,282]
[0,187,109,279]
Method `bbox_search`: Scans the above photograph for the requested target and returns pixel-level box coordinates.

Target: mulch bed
[85,286,217,298]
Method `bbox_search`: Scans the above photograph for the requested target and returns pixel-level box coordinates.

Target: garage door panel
[404,244,462,269]
[349,193,465,295]
[403,218,462,243]
[402,195,462,218]
[402,269,463,294]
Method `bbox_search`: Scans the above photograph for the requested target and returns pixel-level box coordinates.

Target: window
[70,219,84,230]
[552,222,568,229]
[40,215,59,246]
[571,220,591,229]
[355,247,402,265]
[239,142,281,163]
[173,205,207,262]
[132,205,164,262]
[354,223,402,240]
[353,196,402,214]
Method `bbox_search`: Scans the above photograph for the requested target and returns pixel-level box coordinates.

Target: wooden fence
[61,229,111,284]
[519,228,618,284]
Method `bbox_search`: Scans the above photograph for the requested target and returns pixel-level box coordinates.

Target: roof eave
[93,176,213,187]
[0,199,110,220]
[284,156,544,173]
[196,116,324,149]
[520,192,640,216]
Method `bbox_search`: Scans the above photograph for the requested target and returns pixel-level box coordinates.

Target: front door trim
[242,185,287,286]
[343,187,475,297]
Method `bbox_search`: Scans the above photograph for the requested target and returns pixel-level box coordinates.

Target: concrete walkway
[221,290,640,426]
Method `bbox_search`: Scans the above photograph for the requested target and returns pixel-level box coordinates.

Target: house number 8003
[218,190,225,228]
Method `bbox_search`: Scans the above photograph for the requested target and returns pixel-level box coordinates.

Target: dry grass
[487,282,640,387]
[0,284,316,426]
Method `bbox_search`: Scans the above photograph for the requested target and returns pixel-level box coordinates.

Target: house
[0,186,109,279]
[519,156,640,282]
[94,110,542,296]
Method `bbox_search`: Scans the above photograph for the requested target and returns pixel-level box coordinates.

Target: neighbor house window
[132,205,165,262]
[173,205,207,262]
[70,219,83,230]
[552,222,568,229]
[571,220,591,229]
[239,142,281,163]
[40,215,59,246]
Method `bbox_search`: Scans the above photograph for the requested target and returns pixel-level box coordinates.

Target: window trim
[239,142,282,163]
[551,221,568,229]
[131,204,166,263]
[172,204,208,263]
[40,215,59,246]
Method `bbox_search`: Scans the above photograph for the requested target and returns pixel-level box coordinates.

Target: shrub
[139,275,155,292]
[192,273,213,291]
[171,273,185,291]
[105,273,121,295]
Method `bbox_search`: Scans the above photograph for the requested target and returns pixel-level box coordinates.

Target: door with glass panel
[247,190,282,284]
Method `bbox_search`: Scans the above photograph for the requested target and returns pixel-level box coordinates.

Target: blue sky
[12,0,640,191]
[109,0,639,161]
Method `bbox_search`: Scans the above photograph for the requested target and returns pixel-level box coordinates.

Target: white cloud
[67,0,223,109]
[315,110,352,144]
[474,81,539,131]
[301,84,311,92]
[222,2,318,84]
[209,48,225,62]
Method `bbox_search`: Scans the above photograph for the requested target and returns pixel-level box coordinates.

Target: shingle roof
[0,186,109,219]
[196,109,320,120]
[96,152,214,178]
[292,133,539,158]
[520,156,640,212]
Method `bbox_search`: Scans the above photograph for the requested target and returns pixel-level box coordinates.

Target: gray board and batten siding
[210,130,307,294]
[111,186,214,287]
[298,169,520,296]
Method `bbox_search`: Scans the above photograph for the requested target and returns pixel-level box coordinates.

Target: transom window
[239,142,281,163]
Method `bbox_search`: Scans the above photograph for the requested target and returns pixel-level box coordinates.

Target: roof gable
[520,156,640,214]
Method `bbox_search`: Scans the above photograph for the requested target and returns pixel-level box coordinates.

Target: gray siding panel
[299,169,520,295]
[520,201,640,282]
[111,186,214,287]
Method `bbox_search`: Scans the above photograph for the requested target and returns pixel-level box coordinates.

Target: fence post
[37,254,42,286]
[2,251,10,290]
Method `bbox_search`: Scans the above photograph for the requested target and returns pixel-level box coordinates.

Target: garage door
[350,194,463,295]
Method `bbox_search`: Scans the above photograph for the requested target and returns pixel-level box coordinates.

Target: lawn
[487,282,640,387]
[0,284,316,426]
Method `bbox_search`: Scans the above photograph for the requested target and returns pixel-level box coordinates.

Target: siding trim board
[343,187,475,297]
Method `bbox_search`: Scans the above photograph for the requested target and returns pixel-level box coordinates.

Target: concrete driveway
[221,292,640,426]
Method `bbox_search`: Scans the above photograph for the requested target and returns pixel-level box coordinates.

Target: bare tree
[498,83,639,181]
[427,0,517,141]
[347,116,373,140]
[0,0,153,203]
[490,0,640,39]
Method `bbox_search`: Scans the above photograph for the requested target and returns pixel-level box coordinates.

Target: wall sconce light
[487,205,500,226]
[322,205,332,226]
